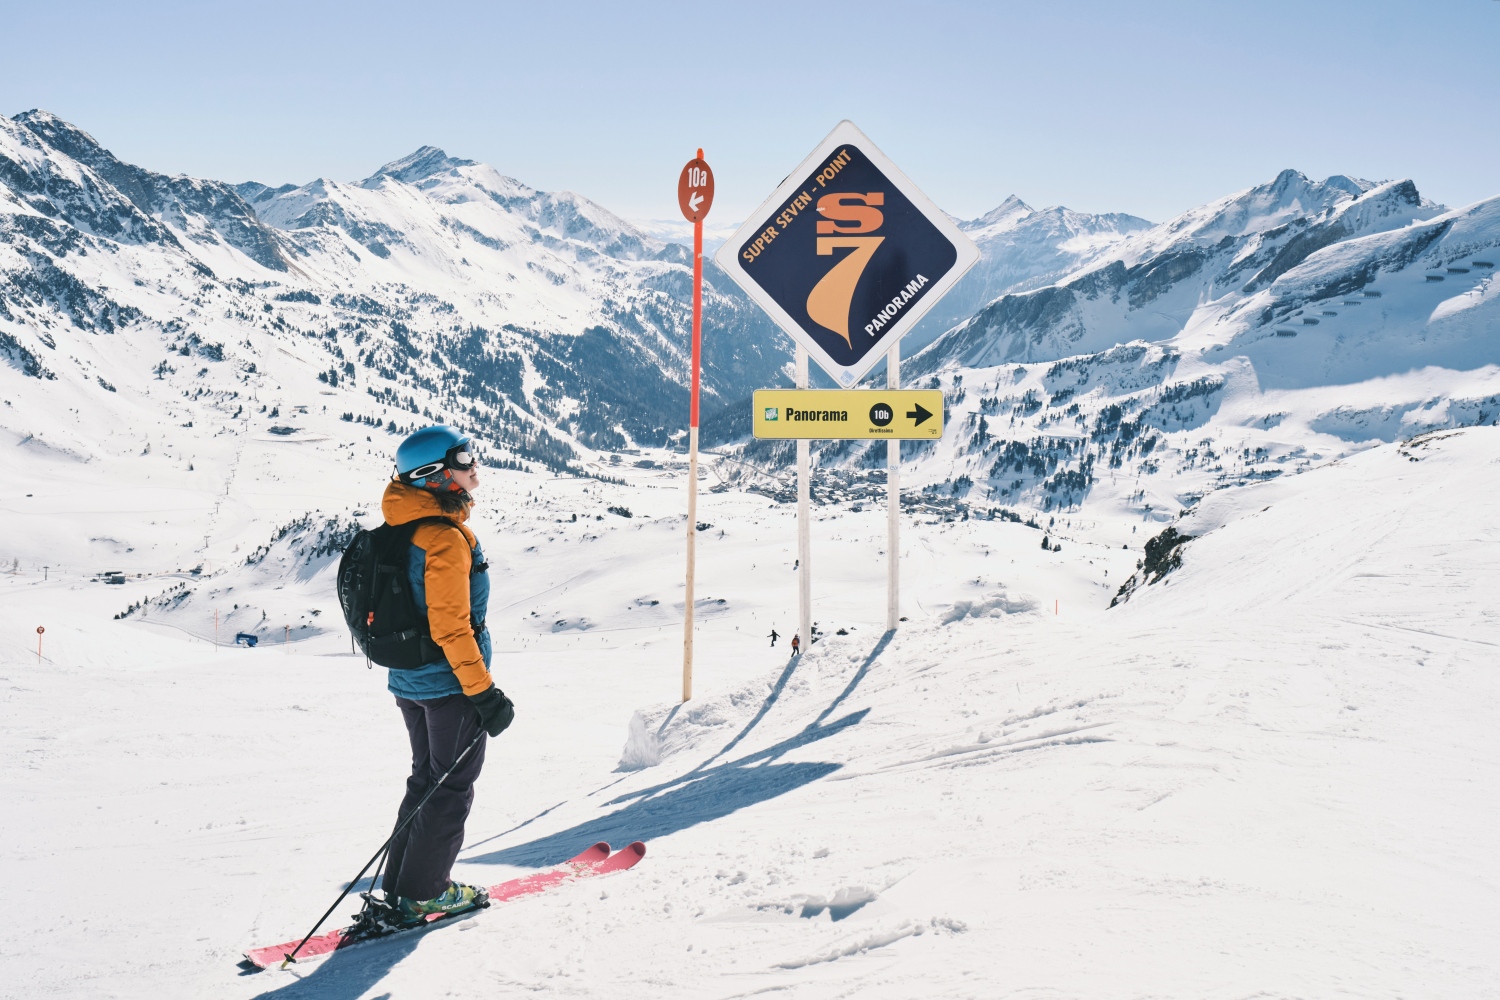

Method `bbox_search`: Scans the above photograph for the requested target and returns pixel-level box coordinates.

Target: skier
[768,628,779,647]
[790,633,801,656]
[380,426,514,926]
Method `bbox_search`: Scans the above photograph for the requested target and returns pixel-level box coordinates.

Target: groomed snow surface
[3,428,1498,998]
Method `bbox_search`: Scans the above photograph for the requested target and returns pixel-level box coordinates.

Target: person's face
[449,465,480,493]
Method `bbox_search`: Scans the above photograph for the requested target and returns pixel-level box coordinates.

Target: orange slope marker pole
[683,195,701,703]
[678,148,714,702]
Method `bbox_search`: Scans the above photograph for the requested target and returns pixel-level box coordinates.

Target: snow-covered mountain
[0,110,787,483]
[713,170,1499,526]
[6,111,1499,579]
[900,195,1153,355]
[920,170,1453,368]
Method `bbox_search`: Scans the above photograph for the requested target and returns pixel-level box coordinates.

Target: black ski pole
[280,730,486,968]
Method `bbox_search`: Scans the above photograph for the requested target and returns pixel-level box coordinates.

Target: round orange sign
[677,153,714,224]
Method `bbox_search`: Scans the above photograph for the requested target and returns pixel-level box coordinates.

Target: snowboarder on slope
[768,629,779,647]
[380,426,514,926]
[790,634,800,656]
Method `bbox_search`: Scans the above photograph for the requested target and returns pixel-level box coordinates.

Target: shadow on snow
[465,631,891,869]
[248,632,891,997]
[249,934,418,1000]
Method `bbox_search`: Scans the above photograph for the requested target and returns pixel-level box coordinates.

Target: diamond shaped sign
[714,121,979,386]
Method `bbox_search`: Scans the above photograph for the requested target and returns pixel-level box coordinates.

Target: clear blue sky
[4,0,1498,225]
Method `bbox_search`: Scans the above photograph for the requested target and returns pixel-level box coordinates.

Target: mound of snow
[939,588,1038,623]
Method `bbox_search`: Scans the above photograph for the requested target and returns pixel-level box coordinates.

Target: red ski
[241,841,646,970]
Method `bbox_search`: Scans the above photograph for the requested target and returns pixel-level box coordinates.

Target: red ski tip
[595,841,647,873]
[569,842,611,866]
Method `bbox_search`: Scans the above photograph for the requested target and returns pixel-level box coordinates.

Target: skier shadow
[248,934,418,1000]
[466,631,892,869]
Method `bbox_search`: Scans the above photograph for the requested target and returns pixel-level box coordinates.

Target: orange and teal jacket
[380,481,493,699]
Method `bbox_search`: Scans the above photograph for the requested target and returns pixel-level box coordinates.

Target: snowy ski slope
[1,428,1496,998]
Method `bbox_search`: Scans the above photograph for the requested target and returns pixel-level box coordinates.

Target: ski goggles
[406,443,477,479]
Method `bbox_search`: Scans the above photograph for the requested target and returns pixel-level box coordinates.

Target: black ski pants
[383,693,487,902]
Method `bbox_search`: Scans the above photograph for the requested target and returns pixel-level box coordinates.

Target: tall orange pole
[682,150,704,703]
[678,148,713,702]
[692,153,703,426]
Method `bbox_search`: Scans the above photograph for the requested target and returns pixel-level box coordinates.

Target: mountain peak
[12,109,112,167]
[1322,174,1375,198]
[365,146,476,187]
[1257,168,1375,207]
[964,194,1034,231]
[13,108,71,129]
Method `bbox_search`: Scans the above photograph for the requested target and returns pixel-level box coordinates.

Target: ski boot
[343,892,407,943]
[393,880,489,927]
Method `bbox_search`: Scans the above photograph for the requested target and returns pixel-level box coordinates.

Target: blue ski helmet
[395,425,476,490]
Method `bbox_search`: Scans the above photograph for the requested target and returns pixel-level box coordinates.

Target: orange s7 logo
[807,193,884,346]
[816,193,884,234]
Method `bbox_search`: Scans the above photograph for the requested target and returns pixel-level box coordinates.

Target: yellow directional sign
[753,389,944,440]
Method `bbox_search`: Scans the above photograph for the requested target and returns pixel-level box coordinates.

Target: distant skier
[790,634,801,656]
[379,426,515,926]
[768,629,779,647]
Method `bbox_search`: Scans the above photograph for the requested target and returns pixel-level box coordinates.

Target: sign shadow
[465,629,891,870]
[465,709,865,869]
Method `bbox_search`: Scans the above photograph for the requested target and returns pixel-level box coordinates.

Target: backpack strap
[398,516,487,637]
[406,516,486,575]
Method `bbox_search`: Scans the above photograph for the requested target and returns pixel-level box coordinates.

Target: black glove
[468,685,515,737]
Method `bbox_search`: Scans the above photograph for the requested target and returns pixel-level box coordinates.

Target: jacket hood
[381,480,471,526]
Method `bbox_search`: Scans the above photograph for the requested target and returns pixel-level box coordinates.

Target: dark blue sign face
[733,143,959,372]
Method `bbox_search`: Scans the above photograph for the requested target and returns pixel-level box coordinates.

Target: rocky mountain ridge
[0,110,788,475]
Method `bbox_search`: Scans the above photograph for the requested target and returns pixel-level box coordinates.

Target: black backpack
[338,517,457,670]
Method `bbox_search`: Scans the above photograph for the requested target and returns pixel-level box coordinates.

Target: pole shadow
[701,652,803,766]
[465,708,866,868]
[468,629,892,869]
[810,629,891,728]
[695,628,889,776]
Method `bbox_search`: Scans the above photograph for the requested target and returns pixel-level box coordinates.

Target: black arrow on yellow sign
[906,402,934,426]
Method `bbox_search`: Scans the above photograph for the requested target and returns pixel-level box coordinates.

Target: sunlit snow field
[2,428,1497,999]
